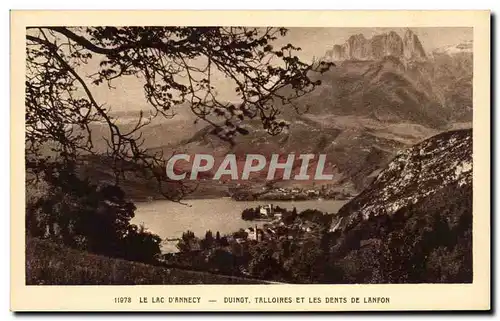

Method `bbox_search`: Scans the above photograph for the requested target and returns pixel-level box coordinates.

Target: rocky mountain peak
[403,28,427,60]
[325,29,427,62]
[348,33,366,42]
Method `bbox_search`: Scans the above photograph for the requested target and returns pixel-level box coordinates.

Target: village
[236,203,325,243]
[230,185,353,201]
[160,202,332,277]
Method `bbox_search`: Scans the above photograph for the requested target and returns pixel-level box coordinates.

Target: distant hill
[176,115,440,194]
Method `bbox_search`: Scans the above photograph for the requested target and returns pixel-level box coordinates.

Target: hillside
[332,128,472,231]
[26,237,266,285]
[324,129,473,283]
[176,115,439,194]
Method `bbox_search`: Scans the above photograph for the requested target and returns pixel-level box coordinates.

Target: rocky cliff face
[402,29,427,60]
[326,128,473,283]
[309,30,473,127]
[331,128,472,232]
[326,29,427,62]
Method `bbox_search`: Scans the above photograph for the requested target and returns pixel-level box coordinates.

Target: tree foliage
[330,184,473,283]
[26,26,333,201]
[26,161,161,263]
[25,26,333,266]
[241,207,260,220]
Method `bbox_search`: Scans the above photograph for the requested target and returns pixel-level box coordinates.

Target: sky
[83,27,473,114]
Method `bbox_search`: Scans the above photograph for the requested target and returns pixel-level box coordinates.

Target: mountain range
[324,29,427,62]
[171,29,472,194]
[313,29,472,125]
[78,29,473,199]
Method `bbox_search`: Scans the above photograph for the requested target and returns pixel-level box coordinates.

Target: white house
[259,204,274,217]
[245,227,256,240]
[245,225,263,242]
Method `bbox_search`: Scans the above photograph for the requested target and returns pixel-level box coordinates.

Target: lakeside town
[159,203,337,279]
[230,185,354,201]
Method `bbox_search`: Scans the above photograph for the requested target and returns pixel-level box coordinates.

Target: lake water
[132,198,348,253]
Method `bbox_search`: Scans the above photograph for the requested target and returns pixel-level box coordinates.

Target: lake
[132,198,348,253]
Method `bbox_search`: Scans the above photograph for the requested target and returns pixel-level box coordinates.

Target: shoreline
[133,196,354,203]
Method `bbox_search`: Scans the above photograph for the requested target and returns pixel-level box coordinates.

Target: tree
[26,160,161,263]
[177,230,199,252]
[299,209,324,224]
[120,224,162,263]
[281,207,298,225]
[248,242,284,280]
[208,249,235,274]
[26,27,333,201]
[241,208,259,220]
[201,230,215,250]
[233,228,249,239]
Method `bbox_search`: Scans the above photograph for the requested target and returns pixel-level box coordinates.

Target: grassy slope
[26,238,265,285]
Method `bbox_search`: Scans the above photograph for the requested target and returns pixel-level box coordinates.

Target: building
[234,238,246,244]
[259,204,274,217]
[300,222,315,233]
[245,225,264,242]
[245,227,256,240]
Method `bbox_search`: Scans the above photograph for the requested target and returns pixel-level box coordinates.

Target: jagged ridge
[325,29,427,62]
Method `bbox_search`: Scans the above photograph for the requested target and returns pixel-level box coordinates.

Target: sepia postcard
[10,10,491,312]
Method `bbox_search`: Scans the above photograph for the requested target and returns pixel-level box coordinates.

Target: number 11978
[114,297,132,303]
